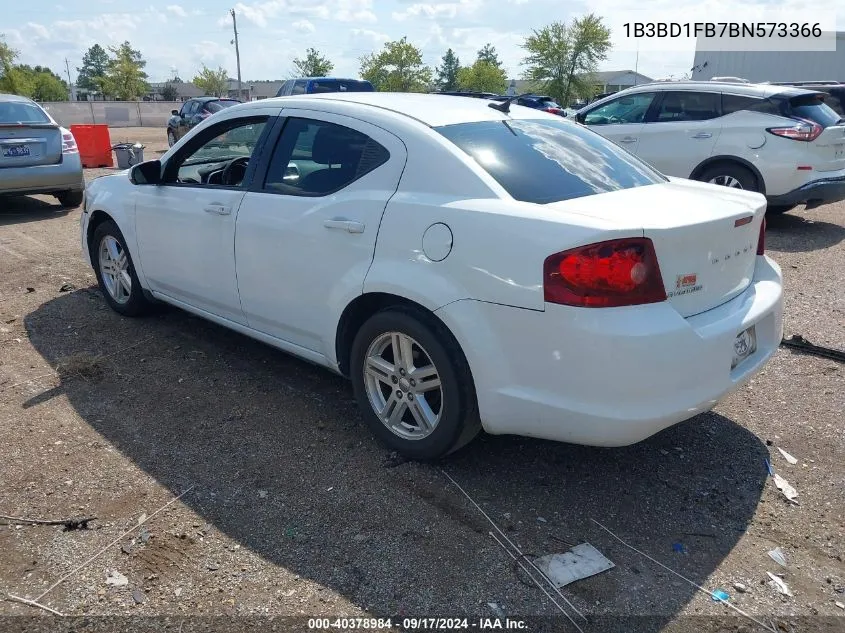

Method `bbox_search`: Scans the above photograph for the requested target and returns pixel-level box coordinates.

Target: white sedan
[81,92,783,460]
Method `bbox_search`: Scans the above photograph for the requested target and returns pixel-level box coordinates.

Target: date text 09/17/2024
[308,618,528,630]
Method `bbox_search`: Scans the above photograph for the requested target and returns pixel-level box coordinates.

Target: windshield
[182,122,267,166]
[436,119,666,204]
[0,101,51,125]
[310,80,374,94]
[206,100,240,113]
[788,94,843,126]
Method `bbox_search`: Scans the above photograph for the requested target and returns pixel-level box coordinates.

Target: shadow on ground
[23,289,770,631]
[0,196,71,227]
[766,209,845,252]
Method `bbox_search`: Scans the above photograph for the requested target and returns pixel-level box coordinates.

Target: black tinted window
[264,118,390,196]
[310,80,374,93]
[436,119,665,204]
[654,91,720,121]
[291,80,307,95]
[788,94,842,126]
[722,94,782,116]
[0,101,50,124]
[206,100,239,113]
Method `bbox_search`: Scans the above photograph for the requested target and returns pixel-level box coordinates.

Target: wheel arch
[86,209,116,265]
[689,156,767,195]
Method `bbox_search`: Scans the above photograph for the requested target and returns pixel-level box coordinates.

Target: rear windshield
[309,80,374,94]
[787,94,843,126]
[436,119,666,204]
[0,101,51,125]
[205,100,240,113]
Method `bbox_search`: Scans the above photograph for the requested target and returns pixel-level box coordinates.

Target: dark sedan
[167,97,241,146]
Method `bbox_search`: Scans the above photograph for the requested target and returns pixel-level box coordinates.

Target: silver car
[0,94,85,207]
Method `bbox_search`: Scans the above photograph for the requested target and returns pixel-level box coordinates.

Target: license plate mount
[731,325,757,370]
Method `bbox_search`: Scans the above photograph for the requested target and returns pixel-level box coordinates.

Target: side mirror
[171,109,179,116]
[576,112,585,124]
[129,160,162,185]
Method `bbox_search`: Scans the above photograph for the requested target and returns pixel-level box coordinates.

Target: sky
[1,0,841,85]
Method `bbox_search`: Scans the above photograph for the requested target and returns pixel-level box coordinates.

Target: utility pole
[230,8,242,100]
[64,58,75,100]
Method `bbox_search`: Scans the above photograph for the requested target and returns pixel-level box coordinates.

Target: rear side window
[436,119,666,204]
[721,94,782,116]
[653,91,720,121]
[206,100,239,113]
[0,101,51,124]
[309,80,374,94]
[788,94,842,127]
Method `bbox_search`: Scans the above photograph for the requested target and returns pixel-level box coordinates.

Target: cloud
[392,0,483,22]
[351,28,390,44]
[292,19,316,33]
[166,4,188,18]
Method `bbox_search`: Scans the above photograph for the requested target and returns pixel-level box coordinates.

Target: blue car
[276,77,375,97]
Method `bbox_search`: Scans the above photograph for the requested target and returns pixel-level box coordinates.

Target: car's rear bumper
[435,255,783,447]
[0,154,84,196]
[767,175,845,208]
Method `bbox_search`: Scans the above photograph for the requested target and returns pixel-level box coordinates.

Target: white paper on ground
[534,543,615,588]
[767,572,793,597]
[773,473,799,503]
[777,447,798,465]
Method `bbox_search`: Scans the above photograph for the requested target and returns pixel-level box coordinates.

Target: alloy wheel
[708,175,743,189]
[98,235,131,304]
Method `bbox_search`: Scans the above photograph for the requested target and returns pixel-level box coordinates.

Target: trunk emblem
[734,216,753,227]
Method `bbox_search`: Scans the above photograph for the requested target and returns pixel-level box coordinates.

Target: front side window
[263,117,390,196]
[436,119,666,204]
[583,92,656,125]
[653,91,720,122]
[166,117,268,187]
[291,80,307,95]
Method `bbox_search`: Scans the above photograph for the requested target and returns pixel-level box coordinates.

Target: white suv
[575,81,845,213]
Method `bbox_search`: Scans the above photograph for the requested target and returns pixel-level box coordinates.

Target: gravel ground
[0,127,843,633]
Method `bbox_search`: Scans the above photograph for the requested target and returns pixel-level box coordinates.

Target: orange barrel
[70,124,114,168]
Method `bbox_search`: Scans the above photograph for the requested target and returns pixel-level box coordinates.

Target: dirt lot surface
[1,127,843,633]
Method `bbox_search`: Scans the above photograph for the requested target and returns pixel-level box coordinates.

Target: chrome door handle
[618,136,637,143]
[204,204,231,215]
[323,218,365,233]
[692,132,712,139]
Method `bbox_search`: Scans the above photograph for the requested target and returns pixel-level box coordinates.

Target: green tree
[434,48,460,91]
[102,41,149,100]
[359,37,432,92]
[17,65,68,100]
[292,48,333,77]
[521,15,611,106]
[76,44,110,95]
[457,60,507,93]
[476,43,502,69]
[0,35,32,95]
[160,83,179,100]
[192,64,229,97]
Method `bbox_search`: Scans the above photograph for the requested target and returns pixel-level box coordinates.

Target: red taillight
[544,106,562,114]
[757,217,766,255]
[543,238,667,308]
[61,132,78,154]
[766,118,822,142]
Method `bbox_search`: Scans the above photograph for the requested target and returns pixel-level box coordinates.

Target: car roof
[0,93,37,103]
[291,77,370,82]
[613,80,820,99]
[239,92,563,127]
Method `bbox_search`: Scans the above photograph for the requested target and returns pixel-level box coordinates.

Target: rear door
[0,100,62,168]
[633,90,722,177]
[580,92,658,154]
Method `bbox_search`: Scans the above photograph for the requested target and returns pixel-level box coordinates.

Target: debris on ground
[105,570,128,587]
[0,514,96,531]
[777,447,798,465]
[772,473,799,504]
[534,543,615,588]
[780,334,845,363]
[733,582,748,593]
[25,287,35,293]
[487,602,506,618]
[835,601,844,610]
[132,587,145,604]
[767,572,793,597]
[711,589,730,602]
[59,283,76,292]
[768,547,788,567]
[672,542,687,554]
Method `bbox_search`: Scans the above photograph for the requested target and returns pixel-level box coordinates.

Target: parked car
[275,77,375,97]
[767,81,845,116]
[167,97,241,147]
[0,93,84,207]
[575,80,845,213]
[495,94,567,116]
[82,92,782,459]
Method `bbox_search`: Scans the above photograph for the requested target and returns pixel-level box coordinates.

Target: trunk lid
[0,123,62,168]
[786,92,845,172]
[547,179,765,318]
[810,123,845,172]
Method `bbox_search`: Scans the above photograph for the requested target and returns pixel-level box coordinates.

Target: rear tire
[350,308,481,460]
[56,190,83,208]
[697,163,759,192]
[91,220,151,317]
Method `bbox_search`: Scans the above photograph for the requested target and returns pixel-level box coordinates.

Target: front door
[581,92,658,155]
[134,112,275,323]
[235,110,407,354]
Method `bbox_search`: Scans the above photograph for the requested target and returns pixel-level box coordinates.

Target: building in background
[691,32,845,82]
[506,70,654,99]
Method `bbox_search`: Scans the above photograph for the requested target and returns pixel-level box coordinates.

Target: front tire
[697,163,760,192]
[350,308,481,460]
[56,190,83,208]
[91,220,151,317]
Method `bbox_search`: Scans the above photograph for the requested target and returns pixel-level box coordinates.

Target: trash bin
[112,143,146,170]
